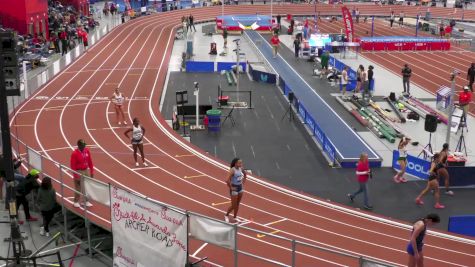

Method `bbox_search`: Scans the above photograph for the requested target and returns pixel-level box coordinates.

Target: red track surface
[10,5,475,267]
[312,17,475,114]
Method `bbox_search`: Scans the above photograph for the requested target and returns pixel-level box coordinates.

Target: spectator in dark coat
[16,169,41,222]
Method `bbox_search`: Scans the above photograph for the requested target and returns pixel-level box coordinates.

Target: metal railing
[9,134,396,267]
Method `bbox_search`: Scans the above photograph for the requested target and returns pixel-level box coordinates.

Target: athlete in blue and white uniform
[124,118,148,167]
[407,213,440,267]
[225,158,247,223]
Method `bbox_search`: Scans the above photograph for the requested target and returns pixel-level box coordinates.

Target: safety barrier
[10,135,395,266]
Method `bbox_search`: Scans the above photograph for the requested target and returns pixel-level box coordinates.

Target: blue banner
[305,114,315,132]
[392,151,431,180]
[314,122,325,146]
[279,76,286,93]
[298,102,306,121]
[323,136,337,164]
[250,68,276,84]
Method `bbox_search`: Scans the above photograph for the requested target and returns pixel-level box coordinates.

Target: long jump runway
[10,5,475,266]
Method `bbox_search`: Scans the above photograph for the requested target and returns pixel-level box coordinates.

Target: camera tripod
[281,102,294,122]
[455,112,467,156]
[418,132,434,159]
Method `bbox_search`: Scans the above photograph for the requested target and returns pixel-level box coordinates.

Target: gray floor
[162,71,475,230]
[0,203,110,267]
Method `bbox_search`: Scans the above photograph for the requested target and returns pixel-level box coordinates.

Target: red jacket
[70,148,94,180]
[59,31,68,40]
[78,30,88,42]
[459,91,472,106]
[356,160,369,183]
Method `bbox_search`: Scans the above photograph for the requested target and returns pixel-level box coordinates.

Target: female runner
[407,213,440,267]
[225,158,247,223]
[415,153,445,209]
[110,88,127,125]
[124,118,148,167]
[394,136,410,183]
[438,143,454,195]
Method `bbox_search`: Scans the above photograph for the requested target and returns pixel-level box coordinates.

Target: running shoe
[347,193,354,203]
[393,175,401,183]
[45,232,50,237]
[399,177,408,183]
[135,162,139,167]
[235,217,243,223]
[118,122,121,125]
[143,162,149,167]
[434,203,445,209]
[85,201,93,207]
[39,227,45,236]
[123,121,127,125]
[415,198,424,205]
[445,190,454,196]
[363,205,373,210]
[73,202,80,208]
[224,215,229,223]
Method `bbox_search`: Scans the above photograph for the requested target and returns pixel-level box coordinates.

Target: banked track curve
[10,5,475,267]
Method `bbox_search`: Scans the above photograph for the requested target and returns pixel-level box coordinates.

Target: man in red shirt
[77,27,89,52]
[459,86,472,122]
[271,34,280,58]
[70,139,94,208]
[347,153,373,210]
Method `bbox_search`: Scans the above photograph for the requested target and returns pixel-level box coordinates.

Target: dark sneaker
[347,194,354,203]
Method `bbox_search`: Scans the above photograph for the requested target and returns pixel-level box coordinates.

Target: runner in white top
[124,118,148,167]
[110,88,127,125]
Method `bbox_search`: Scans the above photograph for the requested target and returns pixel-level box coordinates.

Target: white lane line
[264,218,287,226]
[250,145,256,158]
[191,243,208,257]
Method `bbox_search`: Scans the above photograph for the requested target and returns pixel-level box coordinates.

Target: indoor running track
[10,5,475,267]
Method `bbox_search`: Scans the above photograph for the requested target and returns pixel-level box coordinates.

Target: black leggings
[41,205,62,232]
[16,195,31,219]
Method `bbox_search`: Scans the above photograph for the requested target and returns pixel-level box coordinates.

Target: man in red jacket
[271,34,280,58]
[78,27,89,52]
[459,86,472,122]
[70,139,94,208]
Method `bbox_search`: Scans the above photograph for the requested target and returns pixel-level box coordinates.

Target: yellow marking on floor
[256,230,281,238]
[184,174,207,179]
[211,201,230,206]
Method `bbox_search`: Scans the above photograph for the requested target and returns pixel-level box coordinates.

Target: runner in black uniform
[407,213,440,267]
[438,143,454,196]
[415,153,445,209]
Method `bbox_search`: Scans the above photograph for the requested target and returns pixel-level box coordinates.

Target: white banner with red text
[110,186,187,267]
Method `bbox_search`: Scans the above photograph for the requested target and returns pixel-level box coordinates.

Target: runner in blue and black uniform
[438,143,454,196]
[407,213,440,267]
[415,153,445,209]
[225,158,247,223]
